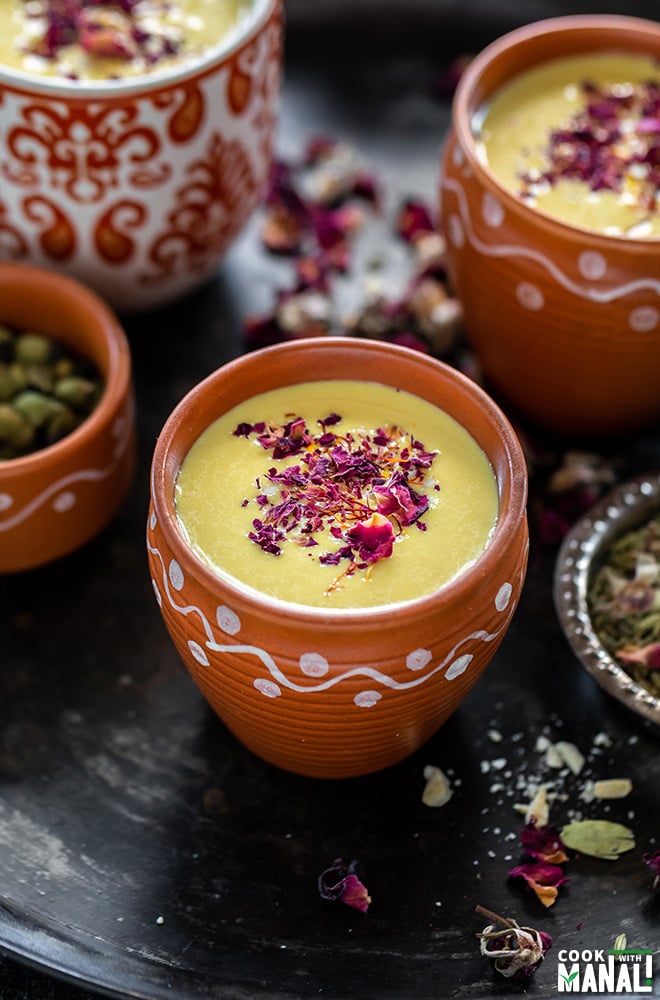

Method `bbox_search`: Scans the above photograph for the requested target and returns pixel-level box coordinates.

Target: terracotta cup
[0,0,282,313]
[440,15,660,438]
[0,263,135,573]
[147,338,529,779]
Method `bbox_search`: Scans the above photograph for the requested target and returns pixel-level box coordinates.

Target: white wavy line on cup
[147,538,219,646]
[0,412,133,532]
[205,628,505,694]
[148,536,511,695]
[442,176,660,303]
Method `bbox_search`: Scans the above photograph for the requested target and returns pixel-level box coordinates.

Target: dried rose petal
[347,512,395,564]
[395,199,435,244]
[303,135,339,166]
[318,858,371,913]
[616,641,660,669]
[520,821,569,864]
[643,849,660,888]
[508,860,570,908]
[260,203,307,255]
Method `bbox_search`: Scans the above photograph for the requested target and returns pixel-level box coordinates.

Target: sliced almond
[554,740,586,775]
[593,779,633,799]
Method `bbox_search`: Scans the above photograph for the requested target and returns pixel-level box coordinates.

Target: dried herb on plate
[587,511,660,699]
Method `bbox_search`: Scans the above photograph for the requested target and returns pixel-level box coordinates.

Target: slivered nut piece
[422,765,453,807]
[593,779,633,799]
[514,784,550,827]
[553,741,585,775]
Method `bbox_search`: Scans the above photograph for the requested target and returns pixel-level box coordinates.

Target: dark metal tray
[2,9,660,998]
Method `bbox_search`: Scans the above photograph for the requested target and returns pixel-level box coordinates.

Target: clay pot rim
[151,337,528,626]
[0,263,132,478]
[0,0,277,99]
[451,13,660,251]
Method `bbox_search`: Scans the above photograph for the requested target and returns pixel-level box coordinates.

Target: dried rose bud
[477,906,551,980]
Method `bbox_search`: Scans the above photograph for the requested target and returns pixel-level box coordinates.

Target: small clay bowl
[0,263,135,573]
[440,15,660,438]
[147,337,529,779]
[554,473,660,727]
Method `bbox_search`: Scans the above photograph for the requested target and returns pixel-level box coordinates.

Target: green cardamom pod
[0,402,36,451]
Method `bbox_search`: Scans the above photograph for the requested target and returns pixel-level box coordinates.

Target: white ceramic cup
[0,0,282,312]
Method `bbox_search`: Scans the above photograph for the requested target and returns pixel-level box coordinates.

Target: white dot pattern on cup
[629,306,659,333]
[516,282,544,311]
[0,493,13,512]
[495,582,512,612]
[52,491,76,512]
[151,579,162,607]
[168,559,184,591]
[254,678,281,698]
[482,192,504,227]
[578,250,607,280]
[216,605,241,635]
[299,653,329,677]
[407,648,432,671]
[354,690,382,708]
[188,640,209,666]
[149,511,157,530]
[448,214,465,248]
[446,653,472,680]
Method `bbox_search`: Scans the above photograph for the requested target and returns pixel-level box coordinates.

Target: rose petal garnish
[508,861,570,908]
[347,512,395,564]
[520,821,569,864]
[235,416,437,583]
[518,77,660,212]
[29,0,180,65]
[560,820,636,861]
[318,858,371,913]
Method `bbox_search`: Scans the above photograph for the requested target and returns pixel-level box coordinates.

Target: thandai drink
[0,0,253,80]
[174,380,499,610]
[472,52,660,238]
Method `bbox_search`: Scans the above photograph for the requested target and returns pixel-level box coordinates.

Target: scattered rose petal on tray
[318,858,371,913]
[476,904,552,979]
[520,821,569,864]
[643,849,660,889]
[508,859,570,908]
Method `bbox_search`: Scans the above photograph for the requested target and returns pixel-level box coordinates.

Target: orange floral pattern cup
[0,0,282,313]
